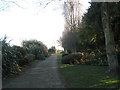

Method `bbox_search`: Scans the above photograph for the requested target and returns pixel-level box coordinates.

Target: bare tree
[64,0,81,31]
[62,0,81,52]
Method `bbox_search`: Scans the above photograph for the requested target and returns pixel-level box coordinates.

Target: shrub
[62,53,69,57]
[61,53,83,64]
[83,52,108,66]
[48,46,56,54]
[22,40,48,60]
[24,54,35,63]
[36,53,46,60]
[1,36,21,77]
[16,59,27,66]
[2,37,48,78]
[92,53,108,66]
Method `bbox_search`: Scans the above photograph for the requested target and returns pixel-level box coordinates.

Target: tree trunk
[101,2,119,75]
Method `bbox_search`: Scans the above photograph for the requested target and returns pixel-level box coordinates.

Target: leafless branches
[64,0,81,31]
[36,0,62,8]
[0,0,25,11]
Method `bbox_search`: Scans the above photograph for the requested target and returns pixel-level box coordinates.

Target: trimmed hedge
[61,52,108,66]
[61,53,83,64]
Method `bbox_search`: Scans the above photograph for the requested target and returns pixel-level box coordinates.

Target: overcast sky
[0,0,91,50]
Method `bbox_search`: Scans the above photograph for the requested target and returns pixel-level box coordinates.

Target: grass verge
[57,54,119,88]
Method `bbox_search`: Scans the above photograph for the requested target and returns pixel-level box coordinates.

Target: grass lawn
[57,54,119,88]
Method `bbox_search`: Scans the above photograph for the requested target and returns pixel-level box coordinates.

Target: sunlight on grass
[101,80,119,84]
[90,79,119,88]
[59,64,74,68]
[57,55,119,88]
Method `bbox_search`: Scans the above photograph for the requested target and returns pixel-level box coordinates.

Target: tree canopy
[61,1,120,75]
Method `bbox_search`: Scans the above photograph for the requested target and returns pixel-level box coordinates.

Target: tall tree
[101,2,119,74]
[62,0,81,52]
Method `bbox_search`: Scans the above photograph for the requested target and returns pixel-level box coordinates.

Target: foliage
[24,54,35,63]
[61,52,108,66]
[62,53,69,57]
[77,2,105,53]
[61,2,120,67]
[1,36,21,77]
[61,2,105,53]
[1,36,48,78]
[22,40,48,60]
[62,0,81,53]
[83,52,108,66]
[61,53,83,64]
[48,46,56,54]
[62,30,78,52]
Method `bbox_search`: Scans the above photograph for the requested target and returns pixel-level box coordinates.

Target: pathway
[2,55,65,88]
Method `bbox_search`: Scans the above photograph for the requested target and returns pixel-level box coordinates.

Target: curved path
[3,55,65,88]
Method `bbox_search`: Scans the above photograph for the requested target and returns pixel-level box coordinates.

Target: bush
[83,52,108,66]
[24,54,35,63]
[61,53,83,64]
[16,59,27,66]
[2,59,21,77]
[36,54,46,60]
[2,37,48,78]
[1,36,21,77]
[92,53,108,66]
[62,53,69,57]
[22,40,48,60]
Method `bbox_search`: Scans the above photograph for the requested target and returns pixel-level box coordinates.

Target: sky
[0,0,91,50]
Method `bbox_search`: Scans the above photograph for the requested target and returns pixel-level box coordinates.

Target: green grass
[57,54,119,88]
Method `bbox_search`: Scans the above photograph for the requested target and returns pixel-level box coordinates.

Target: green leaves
[2,36,20,77]
[22,40,48,60]
[2,36,48,78]
[48,46,56,54]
